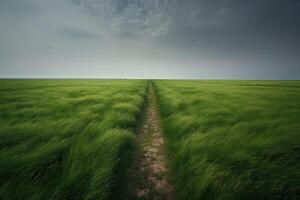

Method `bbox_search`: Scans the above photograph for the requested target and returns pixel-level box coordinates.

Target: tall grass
[154,80,300,200]
[0,80,148,200]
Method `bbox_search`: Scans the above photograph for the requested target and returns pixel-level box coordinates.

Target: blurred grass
[154,80,300,200]
[0,79,147,200]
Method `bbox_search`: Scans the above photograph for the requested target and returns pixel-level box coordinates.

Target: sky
[0,0,300,79]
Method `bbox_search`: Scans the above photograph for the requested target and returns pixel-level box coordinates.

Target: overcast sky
[0,0,300,79]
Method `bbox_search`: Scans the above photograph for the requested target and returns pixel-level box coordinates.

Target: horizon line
[0,78,299,81]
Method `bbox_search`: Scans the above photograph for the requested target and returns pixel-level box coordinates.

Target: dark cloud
[0,0,300,79]
[70,0,300,37]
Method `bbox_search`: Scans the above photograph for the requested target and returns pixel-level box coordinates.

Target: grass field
[0,80,147,200]
[154,80,300,200]
[1,79,299,200]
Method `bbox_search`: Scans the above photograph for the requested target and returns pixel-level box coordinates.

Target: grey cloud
[57,25,101,39]
[0,0,300,79]
[71,0,174,37]
[70,0,300,42]
[0,0,37,14]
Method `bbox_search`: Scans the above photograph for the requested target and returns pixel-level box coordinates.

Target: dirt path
[121,83,173,200]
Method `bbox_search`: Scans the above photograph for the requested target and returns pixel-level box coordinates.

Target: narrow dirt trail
[121,83,173,200]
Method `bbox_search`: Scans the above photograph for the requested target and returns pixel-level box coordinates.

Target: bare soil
[118,84,173,200]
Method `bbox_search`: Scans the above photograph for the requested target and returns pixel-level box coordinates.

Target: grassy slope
[154,80,300,200]
[0,80,147,200]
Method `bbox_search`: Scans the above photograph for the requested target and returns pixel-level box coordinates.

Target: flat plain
[0,80,147,200]
[0,80,299,200]
[154,80,300,200]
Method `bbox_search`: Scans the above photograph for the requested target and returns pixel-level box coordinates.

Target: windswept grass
[0,80,147,200]
[154,80,300,200]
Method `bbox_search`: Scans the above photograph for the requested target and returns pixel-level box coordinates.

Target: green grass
[154,80,300,200]
[0,80,147,200]
[1,79,300,200]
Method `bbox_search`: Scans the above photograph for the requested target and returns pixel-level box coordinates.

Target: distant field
[1,80,299,200]
[154,80,300,200]
[0,80,147,200]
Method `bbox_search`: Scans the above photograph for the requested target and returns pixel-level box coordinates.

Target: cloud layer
[0,0,300,79]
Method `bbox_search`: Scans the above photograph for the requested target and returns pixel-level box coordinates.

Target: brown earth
[117,83,173,200]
